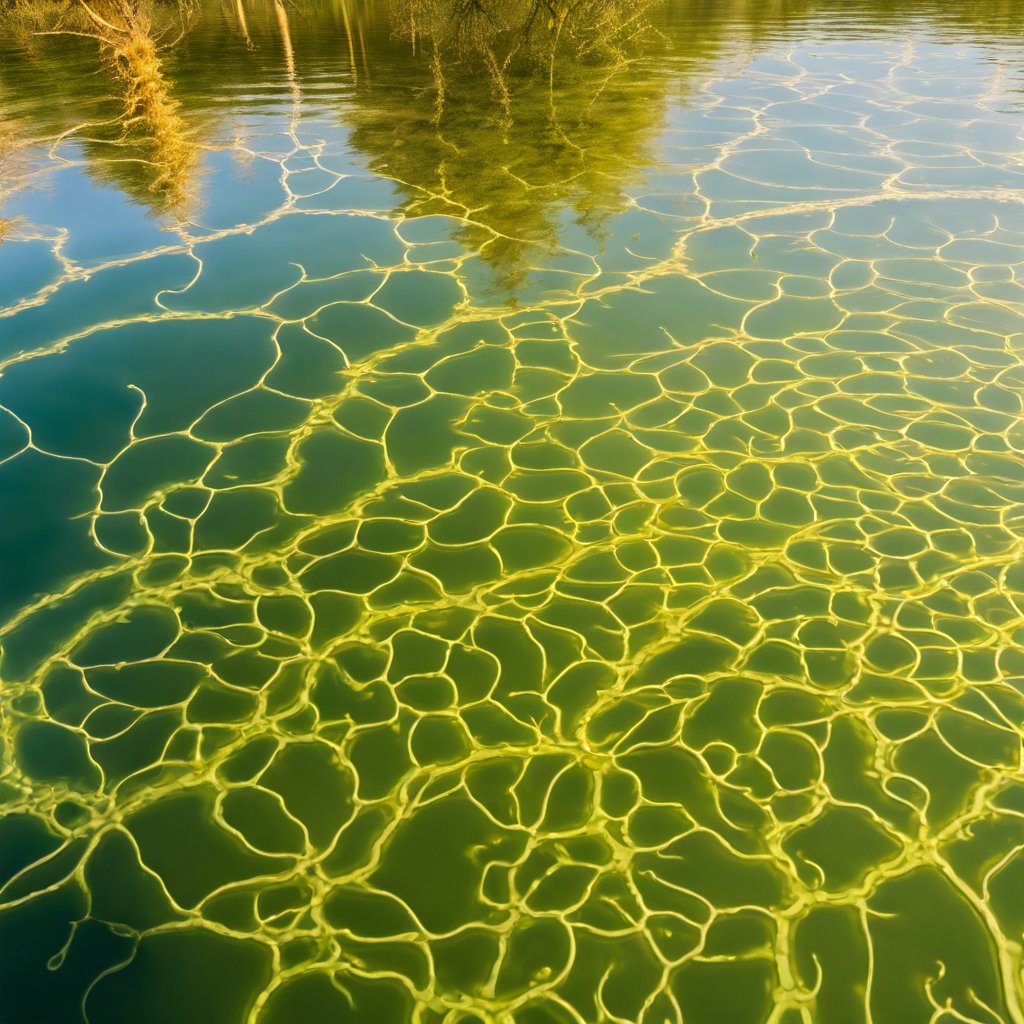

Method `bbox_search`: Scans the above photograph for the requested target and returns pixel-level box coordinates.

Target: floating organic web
[2,6,1024,1023]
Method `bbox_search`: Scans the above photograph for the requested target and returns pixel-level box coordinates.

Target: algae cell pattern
[3,1,1024,1022]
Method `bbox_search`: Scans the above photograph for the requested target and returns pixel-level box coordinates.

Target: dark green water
[2,1,1024,1021]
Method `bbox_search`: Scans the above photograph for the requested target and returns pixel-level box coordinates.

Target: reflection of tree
[0,1,199,217]
[345,0,1024,296]
[91,3,200,214]
[392,0,653,63]
[0,101,19,242]
[390,0,655,120]
[2,0,1023,236]
[344,17,672,298]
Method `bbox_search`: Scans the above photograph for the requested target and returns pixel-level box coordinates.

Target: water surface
[2,2,1024,1022]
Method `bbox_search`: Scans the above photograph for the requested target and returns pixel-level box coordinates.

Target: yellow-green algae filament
[1,2,1024,1022]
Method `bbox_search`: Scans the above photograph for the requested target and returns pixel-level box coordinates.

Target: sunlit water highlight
[2,2,1024,1022]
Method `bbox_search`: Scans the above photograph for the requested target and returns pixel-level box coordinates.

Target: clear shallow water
[2,2,1024,1021]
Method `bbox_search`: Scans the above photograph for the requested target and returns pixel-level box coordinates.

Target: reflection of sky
[6,153,180,265]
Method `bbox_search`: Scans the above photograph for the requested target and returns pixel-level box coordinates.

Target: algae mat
[2,1,1024,1021]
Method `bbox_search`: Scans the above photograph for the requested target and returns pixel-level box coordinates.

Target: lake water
[2,1,1024,1021]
